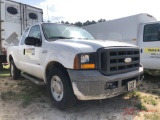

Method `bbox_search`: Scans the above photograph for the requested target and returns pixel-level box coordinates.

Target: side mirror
[25,37,40,46]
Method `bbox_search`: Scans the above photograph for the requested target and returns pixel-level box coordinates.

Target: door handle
[141,49,142,53]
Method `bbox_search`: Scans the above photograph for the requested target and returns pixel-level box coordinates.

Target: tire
[0,63,3,71]
[10,60,21,80]
[47,67,77,110]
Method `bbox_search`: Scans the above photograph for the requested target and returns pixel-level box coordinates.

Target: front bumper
[67,67,143,100]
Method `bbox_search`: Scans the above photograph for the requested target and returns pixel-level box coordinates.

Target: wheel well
[45,61,67,82]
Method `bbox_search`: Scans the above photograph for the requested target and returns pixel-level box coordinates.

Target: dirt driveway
[0,70,160,120]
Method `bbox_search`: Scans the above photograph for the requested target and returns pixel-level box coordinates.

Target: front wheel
[10,60,21,80]
[47,67,77,110]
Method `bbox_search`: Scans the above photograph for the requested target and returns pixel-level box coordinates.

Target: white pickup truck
[7,23,143,109]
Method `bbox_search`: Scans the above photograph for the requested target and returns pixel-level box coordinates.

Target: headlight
[81,54,89,63]
[74,53,97,69]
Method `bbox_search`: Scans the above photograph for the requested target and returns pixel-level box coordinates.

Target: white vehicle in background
[83,13,160,76]
[0,0,43,70]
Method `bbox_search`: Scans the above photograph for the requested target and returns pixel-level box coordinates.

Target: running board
[21,73,45,85]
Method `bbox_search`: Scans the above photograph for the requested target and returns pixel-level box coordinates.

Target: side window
[28,25,42,46]
[20,28,29,45]
[143,23,160,42]
[28,25,41,39]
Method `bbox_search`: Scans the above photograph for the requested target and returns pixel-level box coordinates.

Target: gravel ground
[0,72,160,120]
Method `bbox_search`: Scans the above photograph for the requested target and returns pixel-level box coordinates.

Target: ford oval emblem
[124,58,132,63]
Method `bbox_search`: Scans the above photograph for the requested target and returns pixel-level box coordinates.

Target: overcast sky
[15,0,160,23]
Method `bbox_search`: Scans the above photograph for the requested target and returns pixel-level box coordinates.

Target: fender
[42,49,80,82]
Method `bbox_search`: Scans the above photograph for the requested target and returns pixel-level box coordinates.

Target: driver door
[21,25,43,79]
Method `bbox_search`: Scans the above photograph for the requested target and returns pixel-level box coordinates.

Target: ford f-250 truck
[7,23,143,109]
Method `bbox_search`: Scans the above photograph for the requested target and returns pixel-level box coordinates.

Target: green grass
[16,92,33,108]
[124,90,158,111]
[1,90,32,107]
[0,65,47,107]
[123,90,149,111]
[1,91,16,100]
[142,96,158,106]
[0,80,47,108]
[151,89,160,96]
[145,114,160,120]
[0,65,10,77]
[123,90,141,99]
[0,70,10,77]
[135,102,148,111]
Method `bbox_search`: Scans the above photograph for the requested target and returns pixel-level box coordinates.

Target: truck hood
[53,39,137,53]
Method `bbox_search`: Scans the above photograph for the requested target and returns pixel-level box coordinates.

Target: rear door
[139,22,160,70]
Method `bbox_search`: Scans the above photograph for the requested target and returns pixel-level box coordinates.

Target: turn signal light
[81,64,95,69]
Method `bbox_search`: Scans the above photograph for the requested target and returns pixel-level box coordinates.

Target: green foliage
[74,21,83,27]
[135,102,148,111]
[60,18,106,27]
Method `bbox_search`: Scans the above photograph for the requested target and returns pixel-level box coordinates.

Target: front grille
[98,47,140,75]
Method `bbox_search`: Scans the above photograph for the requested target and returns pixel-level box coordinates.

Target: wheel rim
[11,64,14,77]
[51,75,64,101]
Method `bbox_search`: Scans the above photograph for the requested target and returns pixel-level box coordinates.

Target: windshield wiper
[77,38,89,40]
[48,36,75,40]
[48,36,90,41]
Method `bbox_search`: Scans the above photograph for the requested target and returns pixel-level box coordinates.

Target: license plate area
[128,80,136,91]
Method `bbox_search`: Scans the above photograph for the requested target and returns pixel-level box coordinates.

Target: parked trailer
[83,13,160,76]
[0,0,43,70]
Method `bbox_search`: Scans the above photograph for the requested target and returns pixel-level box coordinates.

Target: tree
[61,18,106,27]
[91,20,96,24]
[83,20,92,26]
[61,21,64,24]
[98,19,106,23]
[65,21,70,24]
[74,21,83,27]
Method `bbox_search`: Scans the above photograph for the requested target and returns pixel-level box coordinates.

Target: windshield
[42,23,94,40]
